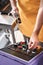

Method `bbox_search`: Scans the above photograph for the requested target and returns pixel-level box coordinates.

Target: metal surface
[0,15,17,44]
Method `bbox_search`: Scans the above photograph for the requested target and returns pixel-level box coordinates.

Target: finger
[36,45,41,50]
[33,42,38,49]
[34,41,39,49]
[31,41,39,49]
[8,10,16,17]
[28,41,33,49]
[29,42,36,49]
[8,12,12,16]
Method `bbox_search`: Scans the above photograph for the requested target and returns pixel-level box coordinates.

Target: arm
[10,0,17,10]
[9,0,19,17]
[34,0,43,35]
[28,7,43,49]
[33,8,43,36]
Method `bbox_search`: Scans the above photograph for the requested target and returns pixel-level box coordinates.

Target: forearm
[33,7,43,35]
[10,0,17,10]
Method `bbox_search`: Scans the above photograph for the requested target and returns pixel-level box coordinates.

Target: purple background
[0,50,43,65]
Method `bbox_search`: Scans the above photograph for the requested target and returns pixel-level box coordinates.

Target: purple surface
[0,50,43,65]
[0,50,27,65]
[28,51,43,65]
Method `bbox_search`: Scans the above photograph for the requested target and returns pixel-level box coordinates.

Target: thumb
[28,41,33,49]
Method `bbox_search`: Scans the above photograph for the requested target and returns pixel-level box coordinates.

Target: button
[27,49,30,54]
[20,42,25,45]
[32,49,37,54]
[18,46,22,49]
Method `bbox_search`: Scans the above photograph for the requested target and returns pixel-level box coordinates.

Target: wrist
[12,7,18,11]
[32,30,39,36]
[31,32,38,39]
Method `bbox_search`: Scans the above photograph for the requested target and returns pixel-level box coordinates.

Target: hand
[28,33,39,49]
[9,7,19,18]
